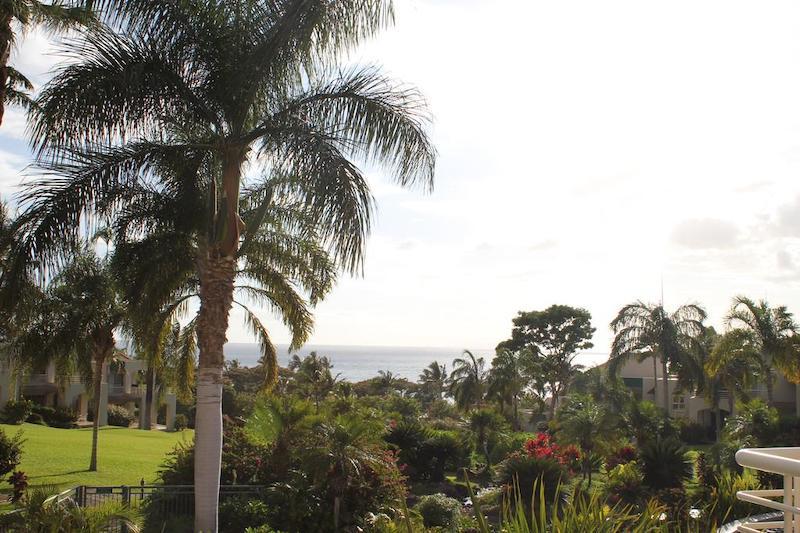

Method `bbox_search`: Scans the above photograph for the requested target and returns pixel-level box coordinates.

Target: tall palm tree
[487,349,524,429]
[726,296,800,404]
[419,360,447,402]
[448,350,486,411]
[610,302,706,417]
[0,0,93,124]
[10,246,125,471]
[21,3,434,529]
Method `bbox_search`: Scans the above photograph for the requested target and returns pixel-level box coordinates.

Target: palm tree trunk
[728,394,734,419]
[513,395,519,431]
[89,350,104,472]
[661,358,670,417]
[142,366,154,430]
[194,252,236,533]
[0,16,12,127]
[652,355,658,403]
[766,370,774,405]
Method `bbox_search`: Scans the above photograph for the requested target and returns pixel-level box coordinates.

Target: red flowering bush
[606,445,637,470]
[523,433,582,470]
[524,433,562,461]
[560,444,582,473]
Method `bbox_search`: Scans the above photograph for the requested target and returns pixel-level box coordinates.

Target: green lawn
[0,423,193,492]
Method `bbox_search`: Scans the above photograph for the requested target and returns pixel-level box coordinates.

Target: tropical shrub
[605,462,644,506]
[1,400,33,425]
[106,405,135,427]
[0,488,140,532]
[173,414,188,431]
[0,429,24,477]
[43,407,78,429]
[495,452,567,505]
[606,445,637,470]
[414,493,462,528]
[639,438,692,489]
[418,430,471,482]
[26,412,45,425]
[725,399,779,446]
[705,470,761,526]
[8,471,27,503]
[677,419,709,445]
[625,401,677,445]
[523,433,562,461]
[219,496,271,532]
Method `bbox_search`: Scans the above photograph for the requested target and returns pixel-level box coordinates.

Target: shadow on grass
[27,469,90,480]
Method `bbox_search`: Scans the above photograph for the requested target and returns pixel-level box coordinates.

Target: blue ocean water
[223,343,609,382]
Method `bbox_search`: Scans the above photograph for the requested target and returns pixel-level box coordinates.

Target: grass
[0,423,193,492]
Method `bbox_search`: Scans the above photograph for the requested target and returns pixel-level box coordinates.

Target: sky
[5,1,800,365]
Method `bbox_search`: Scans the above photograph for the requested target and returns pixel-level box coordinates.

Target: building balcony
[734,447,800,531]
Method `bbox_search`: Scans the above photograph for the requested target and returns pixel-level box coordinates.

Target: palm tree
[706,329,762,419]
[448,350,486,411]
[487,349,524,429]
[726,296,800,404]
[468,407,506,469]
[555,394,608,483]
[0,1,93,124]
[610,302,706,417]
[10,246,125,471]
[419,360,448,402]
[289,352,337,413]
[22,3,434,529]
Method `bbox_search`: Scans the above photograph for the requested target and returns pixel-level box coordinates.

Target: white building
[614,355,800,427]
[0,353,177,430]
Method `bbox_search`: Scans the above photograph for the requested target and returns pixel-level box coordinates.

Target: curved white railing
[736,447,800,532]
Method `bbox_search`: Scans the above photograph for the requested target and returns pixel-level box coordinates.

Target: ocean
[223,343,609,382]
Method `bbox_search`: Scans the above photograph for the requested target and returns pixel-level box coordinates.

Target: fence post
[121,486,130,533]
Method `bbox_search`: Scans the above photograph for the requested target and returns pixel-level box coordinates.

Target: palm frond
[233,301,278,390]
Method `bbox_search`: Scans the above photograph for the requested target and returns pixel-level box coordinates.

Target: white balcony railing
[735,447,800,531]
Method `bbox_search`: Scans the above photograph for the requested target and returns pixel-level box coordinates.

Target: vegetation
[0,0,798,530]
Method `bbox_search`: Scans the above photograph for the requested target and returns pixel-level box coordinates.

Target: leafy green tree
[448,350,486,411]
[610,302,706,417]
[23,2,434,528]
[498,305,595,417]
[0,0,93,124]
[726,296,800,404]
[487,349,525,429]
[419,361,448,403]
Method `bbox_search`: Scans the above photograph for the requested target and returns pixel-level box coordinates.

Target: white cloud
[670,219,740,249]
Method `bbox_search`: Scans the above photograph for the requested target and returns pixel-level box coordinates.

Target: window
[672,395,685,411]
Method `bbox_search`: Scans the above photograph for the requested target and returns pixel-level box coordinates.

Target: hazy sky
[5,1,800,363]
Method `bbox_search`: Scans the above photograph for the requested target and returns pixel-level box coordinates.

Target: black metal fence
[1,484,266,532]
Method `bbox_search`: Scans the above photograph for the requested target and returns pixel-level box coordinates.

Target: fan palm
[726,296,800,404]
[21,3,434,529]
[448,350,487,411]
[610,302,706,417]
[0,0,93,124]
